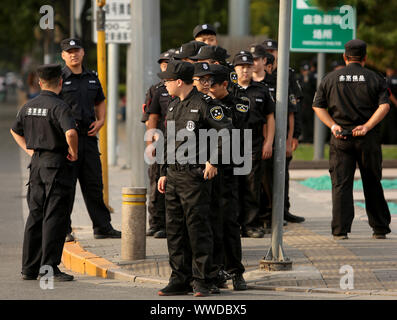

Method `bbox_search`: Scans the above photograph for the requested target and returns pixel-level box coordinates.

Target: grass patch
[293,144,397,161]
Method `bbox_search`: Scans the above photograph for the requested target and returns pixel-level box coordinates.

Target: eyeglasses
[193,77,214,85]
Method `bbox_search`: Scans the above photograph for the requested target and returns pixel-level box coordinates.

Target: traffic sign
[92,0,131,44]
[290,0,356,52]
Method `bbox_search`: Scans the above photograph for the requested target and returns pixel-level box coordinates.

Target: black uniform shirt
[220,93,249,130]
[232,80,275,150]
[60,66,105,126]
[11,90,76,152]
[162,87,233,172]
[313,63,390,129]
[142,82,170,131]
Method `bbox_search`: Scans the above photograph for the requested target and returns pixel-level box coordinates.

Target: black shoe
[146,228,157,236]
[153,229,167,239]
[284,212,305,223]
[65,232,75,242]
[333,234,348,240]
[372,233,387,239]
[21,273,37,280]
[53,271,74,282]
[232,273,247,291]
[193,281,210,297]
[38,270,74,282]
[94,228,121,239]
[158,282,189,296]
[243,228,264,238]
[209,283,220,294]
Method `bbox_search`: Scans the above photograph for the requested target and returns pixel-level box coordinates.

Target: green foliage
[160,0,228,51]
[250,0,279,38]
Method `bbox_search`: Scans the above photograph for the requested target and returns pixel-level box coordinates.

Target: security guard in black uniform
[60,38,121,240]
[232,50,276,238]
[11,64,78,281]
[209,63,249,290]
[156,60,233,297]
[313,39,391,240]
[142,50,174,239]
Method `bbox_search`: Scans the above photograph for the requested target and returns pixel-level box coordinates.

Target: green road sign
[290,0,356,53]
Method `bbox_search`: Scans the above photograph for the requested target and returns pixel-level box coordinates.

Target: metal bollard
[121,187,147,261]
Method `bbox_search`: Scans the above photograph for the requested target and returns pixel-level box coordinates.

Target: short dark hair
[183,79,194,85]
[345,55,364,62]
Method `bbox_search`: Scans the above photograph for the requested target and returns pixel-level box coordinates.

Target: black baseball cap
[157,49,175,64]
[157,60,194,81]
[249,44,267,58]
[233,51,254,66]
[344,39,367,57]
[209,64,230,84]
[193,24,217,38]
[174,41,207,60]
[36,64,62,80]
[262,39,278,50]
[190,45,230,61]
[60,38,83,51]
[193,62,214,77]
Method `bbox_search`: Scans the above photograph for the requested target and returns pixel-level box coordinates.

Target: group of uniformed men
[142,24,305,297]
[11,23,392,298]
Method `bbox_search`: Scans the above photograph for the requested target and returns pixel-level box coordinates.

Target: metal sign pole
[313,52,327,160]
[260,0,293,272]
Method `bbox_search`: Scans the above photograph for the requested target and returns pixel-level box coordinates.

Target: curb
[62,242,397,297]
[61,241,168,285]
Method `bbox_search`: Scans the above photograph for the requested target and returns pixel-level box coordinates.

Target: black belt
[168,164,204,171]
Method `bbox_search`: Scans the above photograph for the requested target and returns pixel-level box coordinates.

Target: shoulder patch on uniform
[210,106,224,121]
[230,71,238,84]
[236,103,249,113]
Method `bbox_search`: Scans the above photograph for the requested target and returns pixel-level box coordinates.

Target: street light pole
[260,0,293,271]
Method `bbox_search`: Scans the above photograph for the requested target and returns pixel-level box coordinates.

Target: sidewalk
[57,140,397,296]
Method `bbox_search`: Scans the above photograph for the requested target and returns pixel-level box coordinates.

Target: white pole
[108,43,119,166]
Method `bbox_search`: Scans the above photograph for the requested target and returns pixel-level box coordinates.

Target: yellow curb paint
[122,201,146,205]
[62,241,117,279]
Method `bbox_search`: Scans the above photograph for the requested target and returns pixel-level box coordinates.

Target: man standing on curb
[157,60,233,297]
[313,39,391,240]
[11,64,78,281]
[60,38,121,241]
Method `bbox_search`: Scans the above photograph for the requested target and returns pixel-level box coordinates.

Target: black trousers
[22,152,73,276]
[221,168,245,275]
[148,163,166,231]
[239,154,263,230]
[261,155,293,223]
[165,167,213,286]
[67,135,111,234]
[329,132,391,235]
